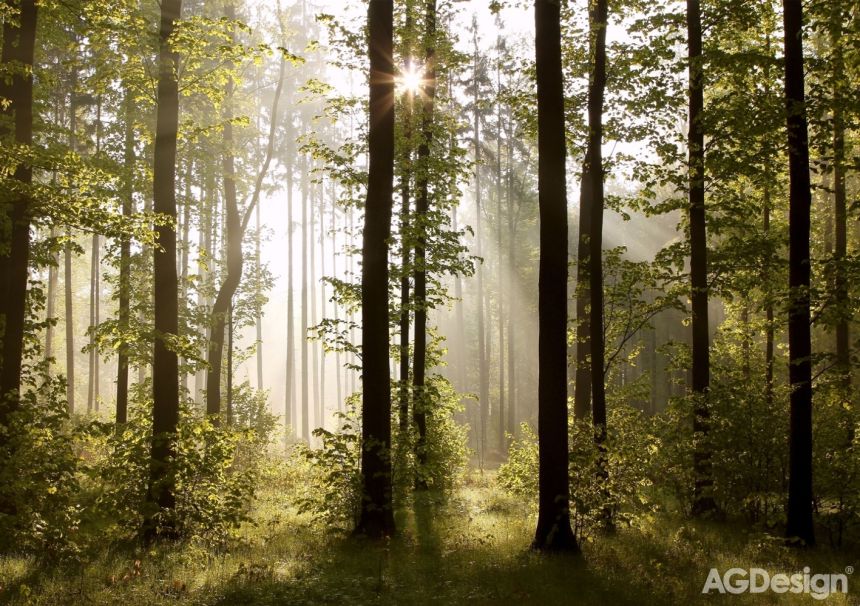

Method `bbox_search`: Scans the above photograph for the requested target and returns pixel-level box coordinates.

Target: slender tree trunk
[311,176,321,429]
[506,127,516,440]
[355,0,396,538]
[412,0,436,487]
[782,0,815,547]
[65,67,79,415]
[117,89,134,426]
[144,0,183,539]
[0,0,38,431]
[319,181,327,429]
[472,26,490,464]
[532,0,577,553]
[398,61,413,434]
[585,0,611,529]
[286,118,296,438]
[300,146,310,440]
[495,53,505,453]
[687,0,716,517]
[830,6,850,395]
[46,230,58,364]
[208,41,285,420]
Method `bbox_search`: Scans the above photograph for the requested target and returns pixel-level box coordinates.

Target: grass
[1,471,857,605]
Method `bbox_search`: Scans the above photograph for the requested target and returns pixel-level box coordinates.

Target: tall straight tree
[144,0,182,539]
[471,20,489,461]
[0,0,38,431]
[687,0,716,517]
[116,89,135,426]
[355,0,396,538]
[585,0,609,481]
[412,0,436,487]
[782,0,815,547]
[532,0,577,553]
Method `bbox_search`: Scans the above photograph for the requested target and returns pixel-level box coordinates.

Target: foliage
[498,404,658,542]
[82,394,272,548]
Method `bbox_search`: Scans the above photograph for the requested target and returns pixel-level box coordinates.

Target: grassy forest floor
[1,471,857,605]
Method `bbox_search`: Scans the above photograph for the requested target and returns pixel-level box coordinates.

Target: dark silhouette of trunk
[65,66,79,415]
[117,90,134,426]
[144,0,182,539]
[532,0,577,553]
[495,49,505,453]
[584,0,610,528]
[0,0,37,432]
[472,25,489,463]
[782,0,815,547]
[88,235,99,413]
[398,86,412,433]
[506,120,516,440]
[687,0,716,517]
[413,0,436,488]
[830,7,849,396]
[355,0,395,538]
[45,229,58,364]
[207,40,285,419]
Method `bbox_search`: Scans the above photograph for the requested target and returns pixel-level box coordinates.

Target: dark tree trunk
[782,0,815,547]
[355,0,396,538]
[687,0,716,517]
[412,0,436,488]
[286,117,296,439]
[585,0,610,525]
[116,90,134,426]
[0,0,37,430]
[398,88,412,433]
[301,147,310,439]
[65,66,79,415]
[532,0,577,553]
[495,52,505,454]
[830,6,849,395]
[144,0,182,539]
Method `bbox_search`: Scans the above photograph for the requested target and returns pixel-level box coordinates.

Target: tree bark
[687,0,716,517]
[116,89,134,426]
[144,0,182,539]
[782,0,815,547]
[532,0,577,553]
[355,0,396,538]
[0,0,38,430]
[412,0,437,488]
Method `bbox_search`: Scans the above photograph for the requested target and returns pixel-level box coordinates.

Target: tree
[355,0,396,539]
[687,0,716,517]
[412,0,437,488]
[782,0,815,547]
[532,0,578,553]
[0,0,38,439]
[585,0,610,522]
[144,0,182,539]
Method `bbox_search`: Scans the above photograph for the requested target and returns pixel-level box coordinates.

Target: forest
[0,0,858,603]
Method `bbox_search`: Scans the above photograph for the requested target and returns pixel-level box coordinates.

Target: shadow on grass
[213,494,645,606]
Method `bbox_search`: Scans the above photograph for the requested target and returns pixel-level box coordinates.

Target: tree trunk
[472,25,490,464]
[0,0,38,431]
[585,0,611,529]
[65,66,79,415]
[687,0,716,517]
[144,0,182,539]
[355,0,396,538]
[412,0,437,488]
[495,50,505,454]
[782,0,815,547]
[830,5,849,395]
[532,0,577,553]
[117,89,134,426]
[398,87,411,433]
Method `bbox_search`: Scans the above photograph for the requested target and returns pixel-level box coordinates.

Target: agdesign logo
[702,567,852,600]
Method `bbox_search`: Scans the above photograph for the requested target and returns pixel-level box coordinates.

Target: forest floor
[1,470,857,605]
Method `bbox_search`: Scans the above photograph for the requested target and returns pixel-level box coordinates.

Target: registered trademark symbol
[846,566,854,575]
